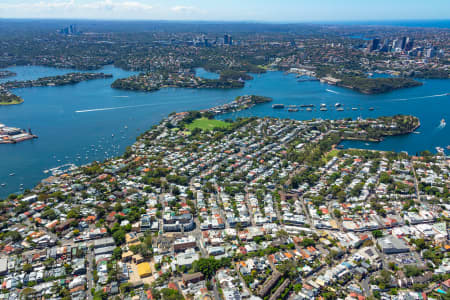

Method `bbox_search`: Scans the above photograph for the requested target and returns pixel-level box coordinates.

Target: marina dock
[271,103,374,112]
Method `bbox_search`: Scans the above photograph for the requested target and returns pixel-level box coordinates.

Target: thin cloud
[171,5,197,13]
[0,0,153,12]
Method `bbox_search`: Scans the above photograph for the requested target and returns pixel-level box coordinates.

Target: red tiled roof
[168,282,178,290]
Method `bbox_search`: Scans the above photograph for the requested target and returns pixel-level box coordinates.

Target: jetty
[297,78,319,82]
[203,95,272,116]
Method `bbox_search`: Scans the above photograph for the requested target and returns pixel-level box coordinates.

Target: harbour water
[0,65,448,197]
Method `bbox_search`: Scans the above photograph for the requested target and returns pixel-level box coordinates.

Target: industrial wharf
[0,124,37,144]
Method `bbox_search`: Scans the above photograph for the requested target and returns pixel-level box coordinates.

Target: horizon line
[0,17,449,25]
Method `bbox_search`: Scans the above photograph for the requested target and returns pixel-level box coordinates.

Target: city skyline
[0,0,449,22]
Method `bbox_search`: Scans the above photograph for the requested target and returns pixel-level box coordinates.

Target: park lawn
[323,149,340,163]
[186,118,231,131]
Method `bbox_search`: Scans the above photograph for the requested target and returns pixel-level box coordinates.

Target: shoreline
[0,65,445,198]
[2,63,447,95]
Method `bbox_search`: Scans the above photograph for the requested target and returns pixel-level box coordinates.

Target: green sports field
[186,118,231,131]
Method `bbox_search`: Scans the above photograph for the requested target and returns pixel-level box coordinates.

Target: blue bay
[0,66,449,197]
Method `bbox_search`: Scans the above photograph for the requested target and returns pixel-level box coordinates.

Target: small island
[111,70,245,92]
[0,72,113,105]
[0,70,16,79]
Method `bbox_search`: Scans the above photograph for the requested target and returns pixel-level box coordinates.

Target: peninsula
[0,20,449,300]
[0,72,113,105]
[2,111,445,300]
[0,92,23,105]
[336,76,423,94]
[111,70,245,92]
[0,70,16,79]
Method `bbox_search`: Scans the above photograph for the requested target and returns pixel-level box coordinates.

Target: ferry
[440,118,446,128]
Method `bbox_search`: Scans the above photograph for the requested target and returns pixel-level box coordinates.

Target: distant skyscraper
[405,38,414,51]
[425,47,436,58]
[223,34,232,45]
[400,36,408,50]
[69,24,77,34]
[59,24,79,35]
[368,38,380,52]
[380,39,390,52]
[392,39,399,51]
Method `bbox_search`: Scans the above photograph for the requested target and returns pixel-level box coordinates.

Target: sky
[0,0,449,22]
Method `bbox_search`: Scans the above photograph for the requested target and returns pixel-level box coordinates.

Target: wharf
[0,124,38,144]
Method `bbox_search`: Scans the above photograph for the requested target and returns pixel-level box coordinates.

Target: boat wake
[390,93,448,102]
[76,103,156,113]
[326,89,340,94]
